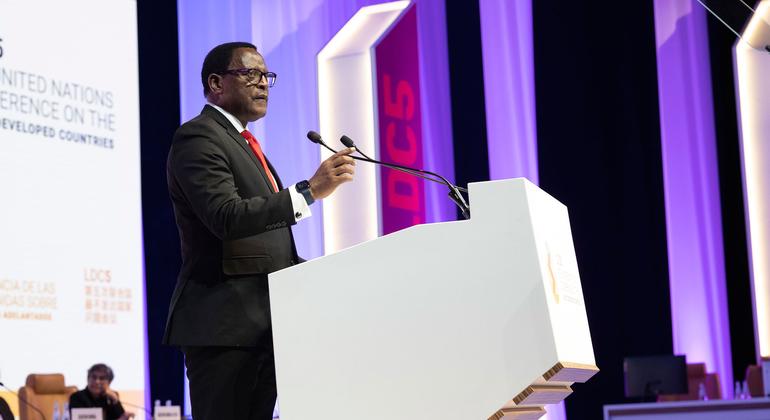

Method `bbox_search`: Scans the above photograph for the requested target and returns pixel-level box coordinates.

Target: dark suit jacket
[69,389,126,420]
[163,105,299,347]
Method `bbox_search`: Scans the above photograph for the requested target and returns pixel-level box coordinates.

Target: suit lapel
[201,105,277,193]
[265,157,284,190]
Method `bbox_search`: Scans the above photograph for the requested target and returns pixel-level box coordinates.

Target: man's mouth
[254,95,268,101]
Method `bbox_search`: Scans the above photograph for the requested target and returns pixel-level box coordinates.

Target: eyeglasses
[221,68,277,87]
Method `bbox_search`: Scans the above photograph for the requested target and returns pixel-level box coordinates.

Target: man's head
[201,42,271,126]
[86,363,114,397]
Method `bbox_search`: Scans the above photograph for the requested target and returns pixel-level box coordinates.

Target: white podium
[269,178,598,420]
[735,0,770,361]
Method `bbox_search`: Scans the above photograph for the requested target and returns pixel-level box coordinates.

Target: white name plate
[154,405,181,420]
[71,408,103,420]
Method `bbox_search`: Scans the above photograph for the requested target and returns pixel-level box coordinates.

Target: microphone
[339,135,371,159]
[339,134,470,219]
[337,134,460,191]
[306,131,470,218]
[0,381,48,420]
[306,130,342,156]
[306,130,325,146]
[338,135,465,191]
[307,131,448,188]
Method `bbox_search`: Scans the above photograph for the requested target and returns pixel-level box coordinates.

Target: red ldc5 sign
[375,4,424,235]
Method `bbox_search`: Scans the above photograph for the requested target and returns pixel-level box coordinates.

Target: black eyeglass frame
[220,68,278,87]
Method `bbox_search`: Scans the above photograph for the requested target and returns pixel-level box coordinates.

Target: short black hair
[87,363,115,382]
[201,42,258,96]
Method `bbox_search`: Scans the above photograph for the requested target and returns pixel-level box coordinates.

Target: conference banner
[375,4,426,235]
[0,0,147,417]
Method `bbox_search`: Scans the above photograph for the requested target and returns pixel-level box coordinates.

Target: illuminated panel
[0,0,147,417]
[317,1,411,253]
[652,0,732,397]
[479,0,539,184]
[735,0,770,359]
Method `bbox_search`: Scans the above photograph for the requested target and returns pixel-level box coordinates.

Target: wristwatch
[296,180,315,205]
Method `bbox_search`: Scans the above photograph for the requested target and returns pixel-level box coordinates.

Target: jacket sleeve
[167,122,295,240]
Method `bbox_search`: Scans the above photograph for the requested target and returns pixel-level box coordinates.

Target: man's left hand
[104,388,120,404]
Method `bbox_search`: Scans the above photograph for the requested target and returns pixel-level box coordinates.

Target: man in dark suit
[164,42,355,420]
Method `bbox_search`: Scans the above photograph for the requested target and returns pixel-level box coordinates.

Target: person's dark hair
[87,363,115,382]
[201,42,258,96]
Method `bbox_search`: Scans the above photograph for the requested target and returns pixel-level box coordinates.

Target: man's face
[216,48,269,124]
[86,369,110,396]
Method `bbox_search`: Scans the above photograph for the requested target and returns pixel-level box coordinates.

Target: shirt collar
[207,102,246,133]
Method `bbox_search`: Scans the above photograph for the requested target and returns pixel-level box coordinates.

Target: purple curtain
[653,0,733,398]
[479,0,538,184]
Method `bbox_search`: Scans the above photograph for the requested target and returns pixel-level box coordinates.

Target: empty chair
[17,374,77,420]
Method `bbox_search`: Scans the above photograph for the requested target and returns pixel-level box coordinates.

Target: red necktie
[241,130,279,193]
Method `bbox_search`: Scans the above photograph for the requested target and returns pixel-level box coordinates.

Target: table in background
[604,398,770,420]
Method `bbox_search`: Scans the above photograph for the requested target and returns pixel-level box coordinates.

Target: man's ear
[207,73,224,95]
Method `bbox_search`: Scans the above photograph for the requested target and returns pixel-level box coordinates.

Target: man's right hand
[308,147,356,200]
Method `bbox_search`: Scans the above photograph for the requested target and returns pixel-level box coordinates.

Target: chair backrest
[746,364,765,397]
[18,374,77,420]
[657,363,721,401]
[704,372,721,399]
[0,395,15,420]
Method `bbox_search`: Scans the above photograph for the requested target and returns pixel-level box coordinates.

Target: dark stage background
[532,1,673,417]
[137,0,184,409]
[705,0,757,386]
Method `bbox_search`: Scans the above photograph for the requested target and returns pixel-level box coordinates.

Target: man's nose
[257,74,268,88]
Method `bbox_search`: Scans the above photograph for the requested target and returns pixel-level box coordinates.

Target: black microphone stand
[339,135,470,219]
[305,131,470,219]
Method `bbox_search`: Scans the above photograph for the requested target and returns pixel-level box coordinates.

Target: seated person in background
[70,363,134,420]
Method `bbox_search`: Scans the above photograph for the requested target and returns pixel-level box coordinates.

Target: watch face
[296,180,314,205]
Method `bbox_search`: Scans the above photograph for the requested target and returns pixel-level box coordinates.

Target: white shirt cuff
[288,183,312,222]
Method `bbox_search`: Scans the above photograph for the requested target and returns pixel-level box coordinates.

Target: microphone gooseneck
[307,131,448,189]
[338,134,470,219]
[307,131,471,219]
[339,135,467,192]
